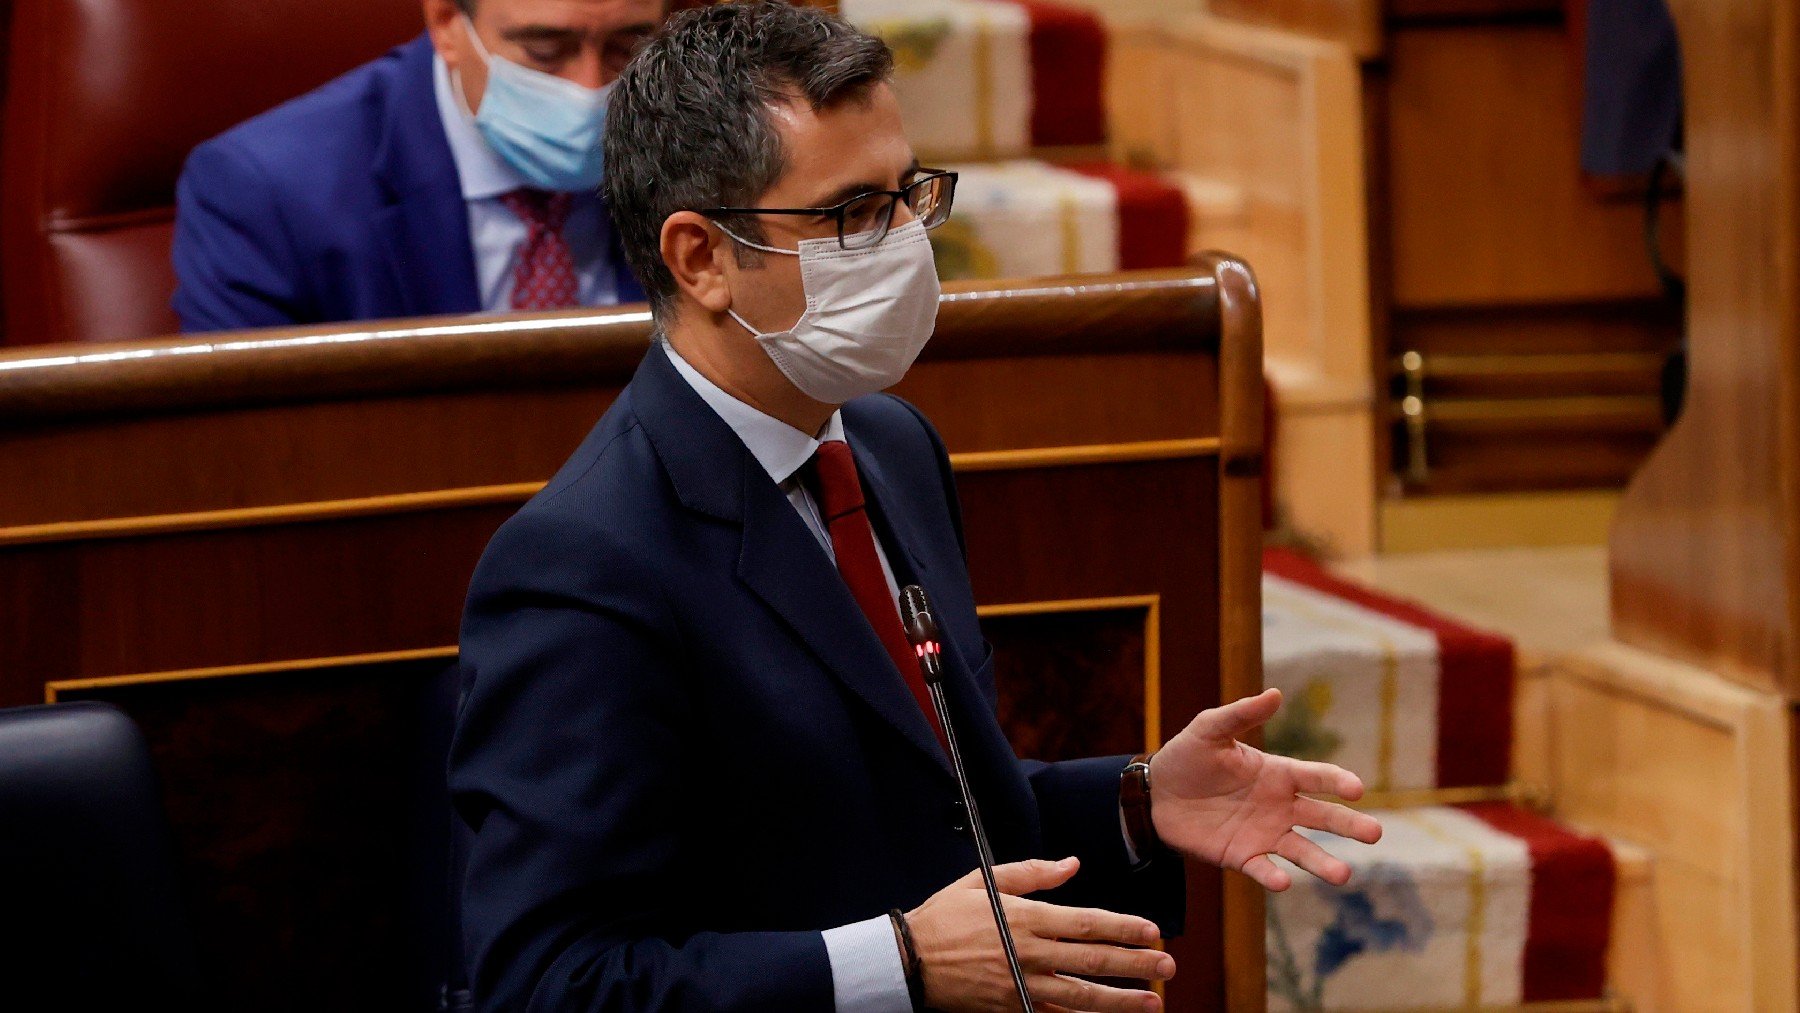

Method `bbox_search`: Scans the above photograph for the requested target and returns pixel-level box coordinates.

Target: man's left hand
[1148,687,1383,891]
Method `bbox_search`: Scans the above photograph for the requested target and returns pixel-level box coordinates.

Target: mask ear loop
[709,221,803,337]
[461,14,495,64]
[449,16,489,118]
[712,219,801,257]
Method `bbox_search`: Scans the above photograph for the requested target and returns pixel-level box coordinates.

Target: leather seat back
[0,701,200,1005]
[1,0,420,345]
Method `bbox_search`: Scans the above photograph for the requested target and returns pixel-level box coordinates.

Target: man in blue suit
[450,4,1383,1010]
[170,0,661,333]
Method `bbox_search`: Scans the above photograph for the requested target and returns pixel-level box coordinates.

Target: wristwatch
[1121,752,1159,870]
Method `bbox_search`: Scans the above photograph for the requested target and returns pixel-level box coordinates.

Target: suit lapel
[856,443,991,734]
[631,347,952,779]
[854,441,933,587]
[736,470,954,780]
[371,35,481,317]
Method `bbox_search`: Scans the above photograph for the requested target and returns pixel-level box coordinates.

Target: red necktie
[808,440,949,754]
[500,189,579,311]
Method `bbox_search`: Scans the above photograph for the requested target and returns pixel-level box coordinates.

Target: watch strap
[1121,752,1159,870]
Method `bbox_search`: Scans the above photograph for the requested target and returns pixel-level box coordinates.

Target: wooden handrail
[0,269,1220,424]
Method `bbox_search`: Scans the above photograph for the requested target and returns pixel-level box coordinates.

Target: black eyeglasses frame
[698,169,959,251]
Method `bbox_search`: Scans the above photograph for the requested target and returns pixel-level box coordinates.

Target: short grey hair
[603,1,895,319]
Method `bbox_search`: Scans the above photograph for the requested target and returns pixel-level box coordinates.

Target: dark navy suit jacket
[171,34,641,334]
[1580,0,1681,175]
[450,342,1183,1010]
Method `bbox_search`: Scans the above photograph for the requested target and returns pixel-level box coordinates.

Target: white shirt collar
[431,52,531,201]
[663,343,845,486]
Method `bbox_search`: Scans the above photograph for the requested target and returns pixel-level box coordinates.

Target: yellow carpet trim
[1059,193,1082,275]
[1377,642,1399,795]
[1399,811,1489,1007]
[972,13,994,160]
[1347,781,1547,812]
[1264,581,1401,791]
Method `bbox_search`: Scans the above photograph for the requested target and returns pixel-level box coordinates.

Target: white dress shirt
[664,344,913,1012]
[431,55,621,311]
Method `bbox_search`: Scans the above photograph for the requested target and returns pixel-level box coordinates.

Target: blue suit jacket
[171,35,641,333]
[450,342,1184,1010]
[1580,0,1681,175]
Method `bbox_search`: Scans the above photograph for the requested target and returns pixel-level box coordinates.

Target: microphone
[899,585,1035,1012]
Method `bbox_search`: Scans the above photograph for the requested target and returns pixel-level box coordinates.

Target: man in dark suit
[450,4,1383,1010]
[170,0,660,333]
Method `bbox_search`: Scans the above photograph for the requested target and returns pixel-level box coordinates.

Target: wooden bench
[0,262,1265,1010]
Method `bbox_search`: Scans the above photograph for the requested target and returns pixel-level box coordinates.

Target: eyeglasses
[701,170,959,251]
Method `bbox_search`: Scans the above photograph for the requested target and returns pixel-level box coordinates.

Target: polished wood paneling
[1110,16,1378,553]
[0,274,1223,527]
[1207,255,1270,1013]
[984,598,1160,759]
[1389,300,1681,492]
[0,506,504,698]
[0,272,1219,423]
[1392,399,1664,494]
[1203,0,1383,57]
[0,265,1265,1011]
[1375,16,1683,498]
[1386,25,1671,307]
[1385,0,1561,22]
[1201,0,1687,501]
[1393,300,1683,357]
[1605,0,1800,986]
[1405,353,1668,400]
[1545,644,1798,1012]
[1608,0,1800,697]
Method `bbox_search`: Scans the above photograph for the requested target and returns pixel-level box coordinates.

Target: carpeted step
[842,0,1106,160]
[1266,802,1616,1010]
[928,159,1190,279]
[1262,547,1515,793]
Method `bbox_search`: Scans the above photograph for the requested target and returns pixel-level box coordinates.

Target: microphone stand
[900,585,1035,1013]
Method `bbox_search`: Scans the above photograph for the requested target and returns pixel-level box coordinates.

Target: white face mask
[721,219,942,405]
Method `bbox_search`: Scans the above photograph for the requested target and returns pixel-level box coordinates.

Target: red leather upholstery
[1,1,421,345]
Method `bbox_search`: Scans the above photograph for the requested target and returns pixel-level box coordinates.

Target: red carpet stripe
[1461,802,1615,1001]
[1063,162,1191,271]
[1262,548,1515,788]
[995,0,1108,147]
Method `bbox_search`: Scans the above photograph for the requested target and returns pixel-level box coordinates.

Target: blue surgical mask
[459,16,611,192]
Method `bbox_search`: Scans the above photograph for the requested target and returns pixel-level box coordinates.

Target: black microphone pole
[899,585,1034,1013]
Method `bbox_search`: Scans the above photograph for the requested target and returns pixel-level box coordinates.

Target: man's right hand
[907,857,1173,1012]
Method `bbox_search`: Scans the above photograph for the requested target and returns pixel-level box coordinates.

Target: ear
[661,211,733,314]
[422,0,463,66]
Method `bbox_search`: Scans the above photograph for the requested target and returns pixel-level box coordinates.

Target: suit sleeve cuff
[1029,755,1186,936]
[822,915,913,1013]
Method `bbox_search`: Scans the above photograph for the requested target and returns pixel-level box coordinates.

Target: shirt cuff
[822,914,913,1013]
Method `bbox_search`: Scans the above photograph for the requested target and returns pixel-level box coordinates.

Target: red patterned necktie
[808,439,949,754]
[500,189,578,311]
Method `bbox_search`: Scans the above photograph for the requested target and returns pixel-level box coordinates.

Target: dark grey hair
[603,1,895,319]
